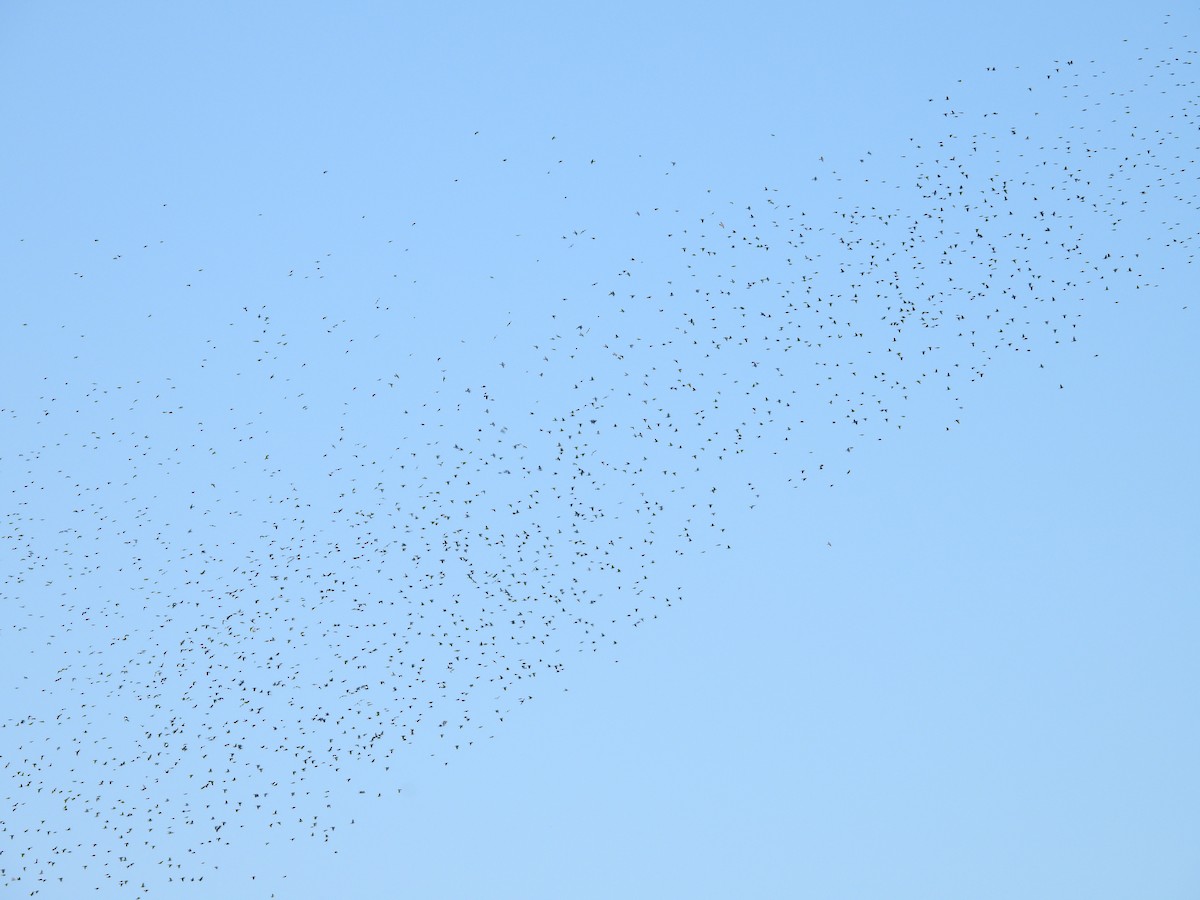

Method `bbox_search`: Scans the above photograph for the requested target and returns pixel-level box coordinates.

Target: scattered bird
[1,23,1196,895]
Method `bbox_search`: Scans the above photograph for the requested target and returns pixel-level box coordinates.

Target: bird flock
[2,23,1196,896]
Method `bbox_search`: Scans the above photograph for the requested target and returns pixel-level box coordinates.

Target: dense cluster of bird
[1,25,1195,896]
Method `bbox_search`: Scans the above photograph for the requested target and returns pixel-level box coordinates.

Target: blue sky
[1,2,1198,897]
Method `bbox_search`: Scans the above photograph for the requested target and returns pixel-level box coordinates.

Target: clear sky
[1,2,1198,898]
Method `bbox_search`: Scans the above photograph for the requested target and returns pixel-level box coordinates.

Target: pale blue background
[1,2,1197,897]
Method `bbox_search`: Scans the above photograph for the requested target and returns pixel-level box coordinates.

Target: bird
[1,17,1197,894]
